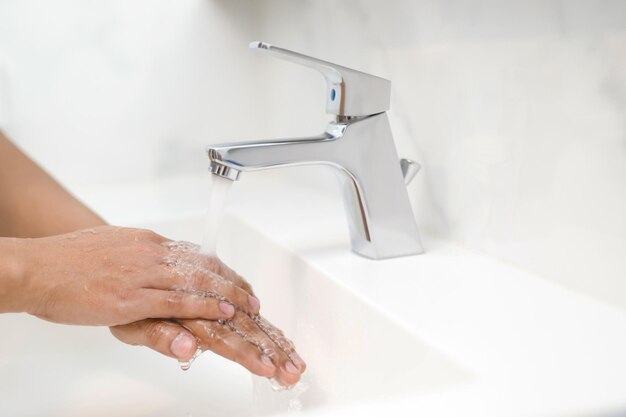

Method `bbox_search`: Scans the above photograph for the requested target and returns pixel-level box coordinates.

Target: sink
[0,214,468,417]
[4,174,626,417]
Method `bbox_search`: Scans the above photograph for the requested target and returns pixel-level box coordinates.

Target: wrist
[0,237,31,313]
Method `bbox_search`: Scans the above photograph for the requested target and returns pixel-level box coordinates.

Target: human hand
[111,313,306,388]
[110,246,306,387]
[6,226,260,325]
[184,312,307,387]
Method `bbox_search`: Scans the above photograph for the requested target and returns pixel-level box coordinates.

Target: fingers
[159,244,256,298]
[125,289,238,322]
[110,319,197,361]
[254,315,307,373]
[130,228,170,245]
[110,311,306,389]
[234,314,306,381]
[152,266,260,315]
[184,270,260,315]
[182,313,305,387]
[180,318,277,379]
[208,258,255,295]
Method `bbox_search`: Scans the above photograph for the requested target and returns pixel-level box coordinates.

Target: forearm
[0,237,29,313]
[0,131,106,237]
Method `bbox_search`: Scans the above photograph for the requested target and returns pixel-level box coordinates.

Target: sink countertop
[76,174,626,417]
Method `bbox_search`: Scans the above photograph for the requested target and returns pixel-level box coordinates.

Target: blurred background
[0,0,625,309]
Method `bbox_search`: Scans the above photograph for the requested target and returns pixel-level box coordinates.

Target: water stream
[201,174,233,255]
[179,173,308,414]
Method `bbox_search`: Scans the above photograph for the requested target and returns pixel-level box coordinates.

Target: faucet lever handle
[249,41,391,118]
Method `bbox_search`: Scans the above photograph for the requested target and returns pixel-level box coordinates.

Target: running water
[253,376,309,414]
[201,174,233,255]
[175,173,232,371]
[173,172,308,413]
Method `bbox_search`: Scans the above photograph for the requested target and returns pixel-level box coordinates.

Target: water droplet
[253,376,309,414]
[178,347,203,371]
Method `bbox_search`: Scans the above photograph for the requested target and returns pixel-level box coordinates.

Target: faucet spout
[208,129,341,173]
[207,113,424,259]
[209,162,241,181]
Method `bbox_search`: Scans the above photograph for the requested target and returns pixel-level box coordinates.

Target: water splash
[166,172,307,408]
[253,375,309,414]
[178,347,203,371]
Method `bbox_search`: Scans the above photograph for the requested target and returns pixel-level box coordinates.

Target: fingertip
[248,295,261,314]
[218,301,236,317]
[284,361,300,375]
[170,332,196,361]
[289,352,307,372]
[266,359,301,387]
[276,366,301,387]
[254,355,277,377]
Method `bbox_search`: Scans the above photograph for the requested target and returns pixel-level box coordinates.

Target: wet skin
[1,225,306,387]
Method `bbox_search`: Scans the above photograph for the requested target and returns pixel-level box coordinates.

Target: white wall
[0,0,267,184]
[247,0,626,311]
[1,0,625,309]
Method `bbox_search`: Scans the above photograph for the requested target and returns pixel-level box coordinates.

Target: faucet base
[331,113,425,260]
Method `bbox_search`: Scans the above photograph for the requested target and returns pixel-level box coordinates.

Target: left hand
[110,254,306,386]
[111,311,306,387]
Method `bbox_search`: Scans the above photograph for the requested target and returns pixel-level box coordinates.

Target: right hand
[4,226,260,326]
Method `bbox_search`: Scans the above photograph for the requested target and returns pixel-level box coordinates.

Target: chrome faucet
[208,41,424,259]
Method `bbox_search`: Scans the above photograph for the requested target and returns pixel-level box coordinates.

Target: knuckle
[195,321,221,348]
[136,229,160,241]
[113,289,137,320]
[116,288,133,305]
[202,273,229,295]
[145,321,168,346]
[239,316,260,335]
[214,280,240,304]
[197,295,213,312]
[231,286,248,305]
[165,291,186,311]
[187,272,205,290]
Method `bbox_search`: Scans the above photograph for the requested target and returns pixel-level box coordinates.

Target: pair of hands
[11,226,305,387]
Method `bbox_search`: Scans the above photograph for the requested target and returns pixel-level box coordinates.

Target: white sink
[3,175,626,417]
[0,214,468,417]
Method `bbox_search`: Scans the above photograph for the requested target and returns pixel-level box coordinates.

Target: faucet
[208,41,424,259]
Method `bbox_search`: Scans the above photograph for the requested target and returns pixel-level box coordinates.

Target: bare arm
[0,131,305,386]
[0,131,106,237]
